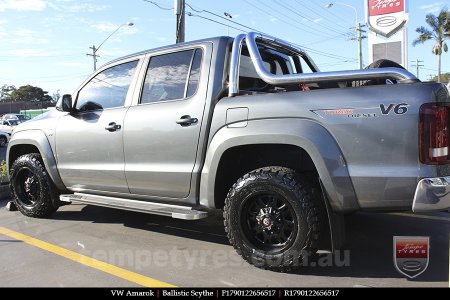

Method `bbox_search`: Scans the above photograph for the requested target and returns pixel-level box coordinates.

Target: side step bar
[60,193,208,220]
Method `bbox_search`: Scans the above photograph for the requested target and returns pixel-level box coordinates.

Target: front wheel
[224,167,320,271]
[10,153,59,218]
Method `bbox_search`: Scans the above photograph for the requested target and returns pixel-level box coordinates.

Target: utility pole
[411,59,424,78]
[175,0,185,43]
[326,3,365,69]
[355,23,367,69]
[86,45,99,72]
[86,22,133,72]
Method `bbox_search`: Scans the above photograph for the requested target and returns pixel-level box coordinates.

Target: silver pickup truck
[7,32,450,271]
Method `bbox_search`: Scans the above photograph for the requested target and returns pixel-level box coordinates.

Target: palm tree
[413,8,449,82]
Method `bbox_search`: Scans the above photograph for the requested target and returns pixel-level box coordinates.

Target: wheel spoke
[272,234,281,245]
[241,191,298,252]
[278,203,288,212]
[255,197,265,208]
[279,232,288,244]
[248,211,258,218]
[267,196,276,207]
[263,233,271,244]
[249,221,260,232]
[283,219,295,227]
[249,202,259,212]
[15,167,42,206]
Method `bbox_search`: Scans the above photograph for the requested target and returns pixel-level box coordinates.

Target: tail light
[419,103,450,165]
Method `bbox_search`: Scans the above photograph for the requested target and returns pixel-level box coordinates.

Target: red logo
[393,237,430,278]
[369,0,405,16]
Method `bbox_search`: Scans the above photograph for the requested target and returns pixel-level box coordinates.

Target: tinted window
[76,60,138,112]
[240,48,294,79]
[141,49,203,104]
[239,54,272,78]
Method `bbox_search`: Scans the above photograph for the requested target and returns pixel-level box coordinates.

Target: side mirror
[56,94,73,113]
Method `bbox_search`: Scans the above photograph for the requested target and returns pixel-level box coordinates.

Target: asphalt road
[0,199,448,287]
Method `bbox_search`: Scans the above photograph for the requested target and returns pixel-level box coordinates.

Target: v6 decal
[380,103,409,115]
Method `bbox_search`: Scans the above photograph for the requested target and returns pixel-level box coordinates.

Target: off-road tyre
[224,167,320,272]
[10,153,59,218]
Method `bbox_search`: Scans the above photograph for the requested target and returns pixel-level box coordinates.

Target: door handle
[176,115,198,127]
[105,122,122,132]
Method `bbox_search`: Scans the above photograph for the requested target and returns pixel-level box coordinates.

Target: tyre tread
[10,153,58,218]
[223,167,320,272]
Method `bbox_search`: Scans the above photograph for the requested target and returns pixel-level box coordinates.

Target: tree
[0,84,16,102]
[9,85,53,102]
[429,72,450,82]
[413,8,450,82]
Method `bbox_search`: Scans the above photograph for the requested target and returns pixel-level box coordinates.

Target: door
[124,48,208,199]
[56,59,139,193]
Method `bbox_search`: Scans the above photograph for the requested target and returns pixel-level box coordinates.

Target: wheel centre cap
[25,177,36,193]
[262,217,273,229]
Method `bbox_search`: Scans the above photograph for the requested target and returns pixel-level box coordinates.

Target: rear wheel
[10,153,59,218]
[224,167,320,272]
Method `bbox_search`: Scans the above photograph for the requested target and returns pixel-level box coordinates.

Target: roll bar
[229,32,418,97]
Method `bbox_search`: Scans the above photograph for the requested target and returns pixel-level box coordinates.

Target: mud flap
[320,180,346,251]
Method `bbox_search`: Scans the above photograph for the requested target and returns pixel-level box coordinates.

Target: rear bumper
[413,177,450,212]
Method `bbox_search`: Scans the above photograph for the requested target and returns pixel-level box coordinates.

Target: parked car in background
[447,82,450,91]
[2,114,31,123]
[0,119,19,134]
[0,130,10,147]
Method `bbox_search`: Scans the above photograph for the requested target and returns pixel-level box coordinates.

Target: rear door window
[140,49,203,104]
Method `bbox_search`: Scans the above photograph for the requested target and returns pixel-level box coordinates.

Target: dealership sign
[367,0,408,37]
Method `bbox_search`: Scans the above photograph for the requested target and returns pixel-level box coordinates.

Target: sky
[0,0,449,96]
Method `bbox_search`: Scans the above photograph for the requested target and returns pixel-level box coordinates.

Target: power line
[305,33,351,46]
[291,0,350,32]
[309,0,350,25]
[243,0,336,39]
[186,13,246,32]
[422,67,449,73]
[143,0,359,62]
[0,74,89,83]
[37,75,90,83]
[186,5,356,62]
[186,2,262,33]
[141,0,172,10]
[272,0,352,37]
[320,60,357,66]
[0,54,83,58]
[301,45,357,61]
